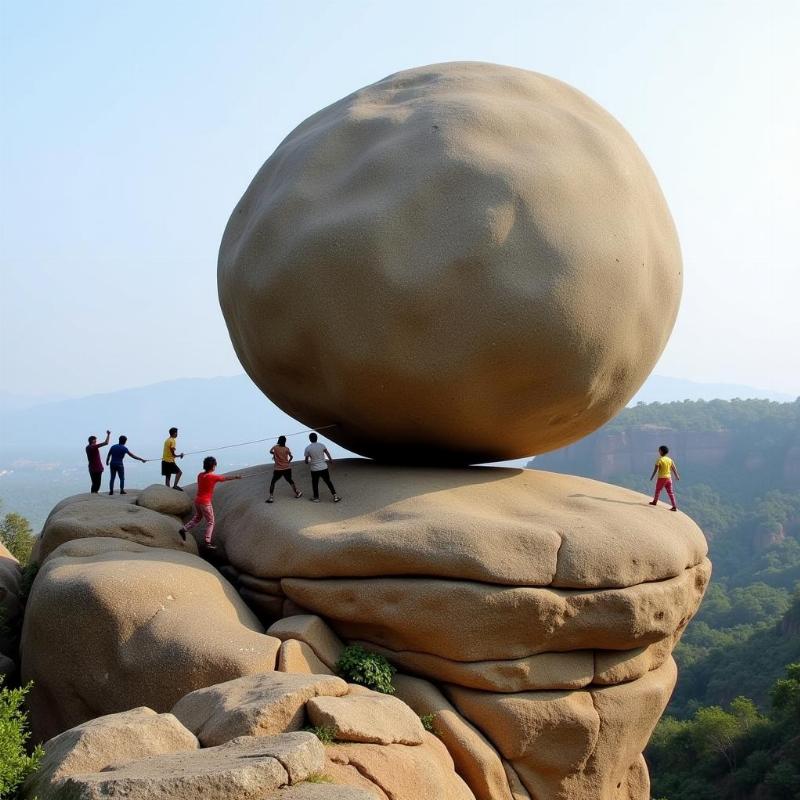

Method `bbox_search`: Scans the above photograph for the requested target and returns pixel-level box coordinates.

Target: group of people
[84,427,186,495]
[84,428,343,549]
[86,427,680,551]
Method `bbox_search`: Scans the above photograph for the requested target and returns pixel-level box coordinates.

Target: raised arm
[100,430,111,447]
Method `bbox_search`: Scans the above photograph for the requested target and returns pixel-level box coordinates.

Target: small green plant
[419,713,439,734]
[0,678,43,798]
[303,773,334,784]
[304,725,337,744]
[336,645,395,694]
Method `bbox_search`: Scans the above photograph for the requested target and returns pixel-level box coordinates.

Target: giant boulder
[218,61,681,464]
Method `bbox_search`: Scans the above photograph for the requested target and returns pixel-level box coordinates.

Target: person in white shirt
[304,433,341,503]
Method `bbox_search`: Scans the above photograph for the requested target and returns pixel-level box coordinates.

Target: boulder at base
[56,732,324,800]
[21,538,280,741]
[37,497,197,561]
[23,707,198,799]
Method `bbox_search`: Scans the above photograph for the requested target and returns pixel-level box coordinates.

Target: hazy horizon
[2,1,799,398]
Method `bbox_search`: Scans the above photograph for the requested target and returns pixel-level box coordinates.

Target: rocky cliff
[19,465,709,800]
[531,425,800,488]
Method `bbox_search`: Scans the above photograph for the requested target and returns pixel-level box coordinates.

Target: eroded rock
[21,538,280,741]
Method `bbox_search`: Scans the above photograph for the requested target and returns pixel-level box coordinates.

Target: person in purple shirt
[106,435,147,495]
[86,430,111,494]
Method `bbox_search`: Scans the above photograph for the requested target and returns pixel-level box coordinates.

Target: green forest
[592,399,800,798]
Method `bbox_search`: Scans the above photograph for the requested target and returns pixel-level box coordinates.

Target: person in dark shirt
[86,430,111,493]
[106,435,147,495]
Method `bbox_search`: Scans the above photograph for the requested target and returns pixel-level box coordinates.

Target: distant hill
[628,375,794,404]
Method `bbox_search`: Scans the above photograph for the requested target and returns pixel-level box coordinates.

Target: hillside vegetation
[533,399,800,798]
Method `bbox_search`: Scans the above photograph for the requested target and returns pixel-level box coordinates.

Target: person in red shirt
[179,456,241,549]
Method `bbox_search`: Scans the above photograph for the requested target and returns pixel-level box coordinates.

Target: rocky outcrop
[37,495,196,561]
[21,537,280,741]
[25,671,474,800]
[20,459,709,798]
[23,707,199,799]
[56,733,327,800]
[136,483,195,516]
[205,461,709,799]
[172,672,349,746]
[0,541,22,667]
[218,61,682,464]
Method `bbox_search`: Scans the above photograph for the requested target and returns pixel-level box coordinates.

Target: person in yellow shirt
[649,445,680,511]
[161,426,185,491]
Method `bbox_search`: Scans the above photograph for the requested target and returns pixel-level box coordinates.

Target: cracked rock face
[211,461,710,799]
[218,61,682,464]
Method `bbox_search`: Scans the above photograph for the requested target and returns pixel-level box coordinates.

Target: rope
[143,424,338,462]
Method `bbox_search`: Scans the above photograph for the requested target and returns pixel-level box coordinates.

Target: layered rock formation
[21,60,701,800]
[218,61,682,464]
[202,459,709,799]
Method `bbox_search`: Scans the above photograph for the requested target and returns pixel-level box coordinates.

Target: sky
[1,0,799,399]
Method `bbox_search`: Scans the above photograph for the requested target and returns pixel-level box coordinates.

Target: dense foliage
[0,505,36,566]
[0,679,42,799]
[336,645,396,694]
[649,664,800,799]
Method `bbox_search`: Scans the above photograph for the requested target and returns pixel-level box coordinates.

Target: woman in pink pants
[649,445,680,511]
[179,456,242,549]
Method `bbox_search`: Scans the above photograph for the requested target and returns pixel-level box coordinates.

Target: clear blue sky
[2,0,798,398]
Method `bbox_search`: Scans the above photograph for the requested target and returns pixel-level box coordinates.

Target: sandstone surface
[306,692,425,745]
[278,638,335,675]
[211,461,707,589]
[393,674,516,800]
[38,497,197,561]
[172,671,349,746]
[56,732,324,800]
[268,614,345,669]
[218,61,682,464]
[21,538,280,740]
[136,483,194,516]
[281,561,710,661]
[446,658,676,799]
[325,734,475,800]
[23,707,198,799]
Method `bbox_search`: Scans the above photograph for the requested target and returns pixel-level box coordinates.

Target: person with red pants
[179,456,242,549]
[649,445,680,511]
